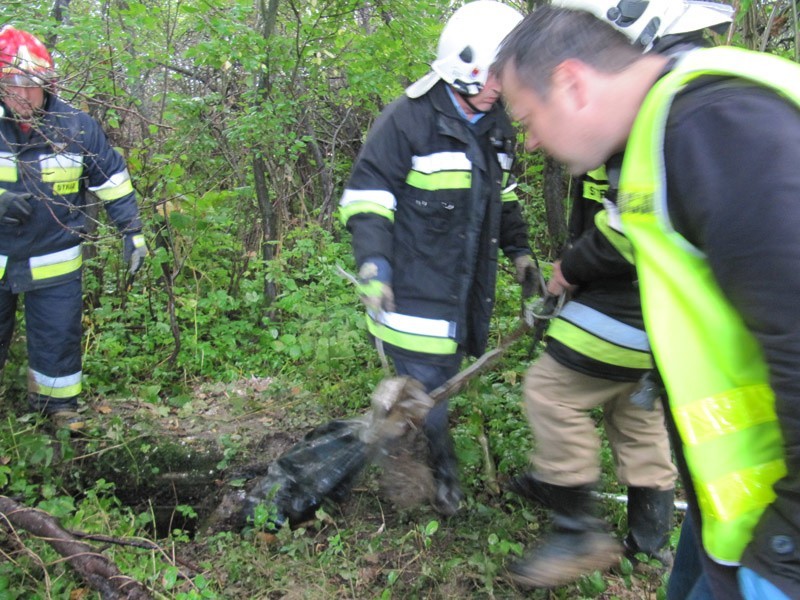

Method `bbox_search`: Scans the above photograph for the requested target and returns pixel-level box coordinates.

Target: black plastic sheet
[240,418,371,528]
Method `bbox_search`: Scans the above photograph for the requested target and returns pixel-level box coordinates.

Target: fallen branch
[69,531,203,573]
[0,495,152,599]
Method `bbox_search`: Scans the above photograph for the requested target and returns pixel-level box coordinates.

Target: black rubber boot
[506,471,562,509]
[426,430,463,516]
[28,392,78,414]
[624,486,675,567]
[28,393,85,431]
[507,482,622,589]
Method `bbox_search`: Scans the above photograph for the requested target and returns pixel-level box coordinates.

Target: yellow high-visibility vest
[618,46,799,564]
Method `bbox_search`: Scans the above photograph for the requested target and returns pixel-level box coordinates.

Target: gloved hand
[514,254,541,298]
[123,232,148,276]
[0,191,33,226]
[358,260,395,314]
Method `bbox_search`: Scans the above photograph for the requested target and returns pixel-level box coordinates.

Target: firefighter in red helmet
[0,26,147,430]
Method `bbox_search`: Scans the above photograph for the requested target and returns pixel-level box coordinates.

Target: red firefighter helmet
[0,25,55,87]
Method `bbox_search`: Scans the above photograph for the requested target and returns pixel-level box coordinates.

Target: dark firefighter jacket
[545,162,652,382]
[0,92,142,293]
[340,80,530,360]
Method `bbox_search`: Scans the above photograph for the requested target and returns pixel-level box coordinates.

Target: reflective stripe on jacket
[340,80,531,357]
[546,165,652,377]
[618,46,795,564]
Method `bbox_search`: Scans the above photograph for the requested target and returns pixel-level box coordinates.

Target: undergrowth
[0,221,675,598]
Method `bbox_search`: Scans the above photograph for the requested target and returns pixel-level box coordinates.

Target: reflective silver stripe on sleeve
[497,153,513,170]
[340,189,397,210]
[88,169,131,193]
[558,301,651,351]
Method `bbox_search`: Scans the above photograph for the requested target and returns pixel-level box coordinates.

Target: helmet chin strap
[456,88,487,115]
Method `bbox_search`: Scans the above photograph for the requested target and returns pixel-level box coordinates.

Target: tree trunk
[542,156,568,255]
[253,0,281,303]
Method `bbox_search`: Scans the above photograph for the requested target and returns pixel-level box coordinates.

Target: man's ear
[551,58,590,110]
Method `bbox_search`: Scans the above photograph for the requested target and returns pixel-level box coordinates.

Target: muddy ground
[58,377,672,599]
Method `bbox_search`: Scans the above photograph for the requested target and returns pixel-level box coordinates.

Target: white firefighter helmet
[552,0,734,50]
[406,1,524,99]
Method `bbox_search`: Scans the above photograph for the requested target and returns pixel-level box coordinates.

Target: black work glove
[0,191,33,226]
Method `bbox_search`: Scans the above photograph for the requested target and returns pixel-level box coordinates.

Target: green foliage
[0,0,701,597]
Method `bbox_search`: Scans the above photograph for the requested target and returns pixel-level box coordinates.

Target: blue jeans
[668,513,713,600]
[669,513,790,600]
[738,568,790,600]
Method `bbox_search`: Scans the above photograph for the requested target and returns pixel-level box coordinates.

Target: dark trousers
[0,278,83,411]
[389,353,462,441]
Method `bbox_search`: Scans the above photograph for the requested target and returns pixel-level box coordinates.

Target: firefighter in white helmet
[0,26,147,430]
[340,1,535,516]
[501,0,735,590]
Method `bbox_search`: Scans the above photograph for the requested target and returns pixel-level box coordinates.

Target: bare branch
[0,496,152,600]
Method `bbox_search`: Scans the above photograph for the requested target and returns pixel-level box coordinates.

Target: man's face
[469,72,503,113]
[500,63,601,175]
[454,72,504,118]
[0,83,45,119]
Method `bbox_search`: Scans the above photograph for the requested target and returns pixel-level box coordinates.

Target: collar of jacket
[425,81,506,174]
[427,80,504,136]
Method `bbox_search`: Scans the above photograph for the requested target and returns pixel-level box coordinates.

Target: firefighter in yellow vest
[494,7,800,598]
[503,0,733,588]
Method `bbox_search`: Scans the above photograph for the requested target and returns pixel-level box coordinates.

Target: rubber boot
[424,408,463,516]
[508,481,623,589]
[624,486,675,568]
[28,393,84,431]
[506,471,561,509]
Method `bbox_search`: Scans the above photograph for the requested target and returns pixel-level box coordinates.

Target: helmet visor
[0,71,46,87]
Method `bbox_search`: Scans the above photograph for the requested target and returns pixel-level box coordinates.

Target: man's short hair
[493,6,642,96]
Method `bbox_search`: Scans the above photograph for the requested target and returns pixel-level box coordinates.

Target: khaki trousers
[523,353,677,490]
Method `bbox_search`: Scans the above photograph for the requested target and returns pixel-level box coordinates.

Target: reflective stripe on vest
[618,46,795,564]
[29,245,83,281]
[339,189,397,224]
[547,301,653,369]
[30,368,82,399]
[366,310,458,355]
[0,254,7,279]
